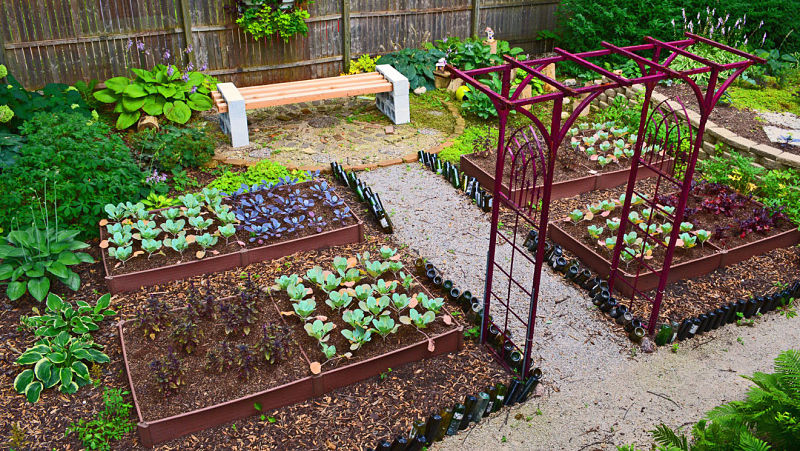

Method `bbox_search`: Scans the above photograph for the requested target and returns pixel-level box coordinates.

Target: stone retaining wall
[588,82,800,171]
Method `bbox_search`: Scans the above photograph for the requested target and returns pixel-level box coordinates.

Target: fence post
[342,0,351,73]
[471,0,480,38]
[177,0,194,60]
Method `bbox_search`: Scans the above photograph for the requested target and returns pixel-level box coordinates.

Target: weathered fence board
[0,0,557,89]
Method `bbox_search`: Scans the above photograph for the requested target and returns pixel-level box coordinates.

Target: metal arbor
[447,33,764,376]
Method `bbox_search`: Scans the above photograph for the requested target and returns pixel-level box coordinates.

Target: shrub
[428,37,524,71]
[698,150,764,195]
[0,112,146,237]
[759,168,800,226]
[206,159,309,194]
[438,126,499,163]
[66,387,134,451]
[130,124,216,171]
[0,68,91,134]
[345,54,380,75]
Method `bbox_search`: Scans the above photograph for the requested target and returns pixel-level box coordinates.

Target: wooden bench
[212,65,410,147]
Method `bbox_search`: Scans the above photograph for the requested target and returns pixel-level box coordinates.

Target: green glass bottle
[445,403,466,435]
[472,392,491,423]
[460,395,477,430]
[491,383,507,412]
[424,414,442,445]
[436,407,453,441]
[410,419,426,438]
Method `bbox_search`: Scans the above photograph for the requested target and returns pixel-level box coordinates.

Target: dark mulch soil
[0,177,509,450]
[655,83,799,156]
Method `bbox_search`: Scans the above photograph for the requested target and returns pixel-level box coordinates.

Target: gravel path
[359,163,800,450]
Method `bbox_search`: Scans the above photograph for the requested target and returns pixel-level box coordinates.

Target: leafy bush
[235,0,310,42]
[206,159,309,194]
[130,124,216,171]
[0,68,91,133]
[759,168,800,226]
[429,37,524,71]
[0,226,94,302]
[631,349,800,450]
[698,150,764,195]
[438,126,498,163]
[21,293,115,337]
[66,387,134,451]
[0,130,24,172]
[93,64,216,129]
[0,112,147,237]
[462,74,502,119]
[377,48,445,91]
[555,0,800,73]
[345,54,380,75]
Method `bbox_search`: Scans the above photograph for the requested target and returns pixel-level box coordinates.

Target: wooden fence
[0,0,558,89]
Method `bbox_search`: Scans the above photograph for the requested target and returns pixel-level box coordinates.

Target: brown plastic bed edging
[101,200,364,294]
[548,221,800,296]
[120,298,463,447]
[460,154,674,203]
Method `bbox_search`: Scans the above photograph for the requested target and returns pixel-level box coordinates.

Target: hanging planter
[235,0,310,43]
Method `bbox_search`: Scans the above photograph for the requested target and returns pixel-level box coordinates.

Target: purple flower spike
[126,39,133,50]
[167,65,175,77]
[187,62,194,72]
[137,41,146,51]
[182,72,190,82]
[185,45,193,53]
[163,49,171,61]
[200,63,208,71]
[190,85,198,94]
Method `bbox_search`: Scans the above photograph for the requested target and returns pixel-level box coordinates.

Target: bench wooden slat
[236,72,385,94]
[215,80,392,113]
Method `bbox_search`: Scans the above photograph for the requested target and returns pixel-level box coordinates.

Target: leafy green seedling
[628,211,642,224]
[568,209,584,224]
[379,246,397,259]
[372,279,397,296]
[306,266,325,286]
[292,299,316,321]
[109,246,133,263]
[364,260,389,278]
[418,293,445,314]
[104,203,128,222]
[587,203,602,215]
[341,327,372,350]
[623,231,638,246]
[371,315,399,338]
[587,225,604,240]
[638,223,658,235]
[160,219,185,237]
[679,232,697,249]
[135,221,161,240]
[188,216,213,232]
[354,284,373,301]
[320,273,342,293]
[660,222,673,235]
[141,239,162,258]
[304,320,334,342]
[680,222,694,232]
[391,293,410,311]
[606,218,620,232]
[359,296,390,316]
[166,235,189,256]
[398,272,414,291]
[275,274,299,290]
[218,224,236,244]
[696,229,711,246]
[286,283,309,301]
[160,208,182,221]
[342,309,373,329]
[320,343,336,359]
[604,237,616,250]
[179,194,201,209]
[326,291,353,311]
[400,308,435,329]
[332,256,348,276]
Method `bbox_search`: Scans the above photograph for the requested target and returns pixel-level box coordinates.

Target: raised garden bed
[118,249,462,447]
[461,121,674,203]
[548,181,799,295]
[100,179,364,293]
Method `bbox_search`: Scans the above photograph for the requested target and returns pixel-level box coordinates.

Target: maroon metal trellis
[447,32,764,377]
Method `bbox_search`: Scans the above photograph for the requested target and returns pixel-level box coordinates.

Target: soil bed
[271,269,456,369]
[121,295,309,421]
[102,180,357,276]
[655,83,799,156]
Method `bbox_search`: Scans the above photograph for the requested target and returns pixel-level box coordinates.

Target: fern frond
[736,430,771,451]
[774,349,800,397]
[651,424,690,450]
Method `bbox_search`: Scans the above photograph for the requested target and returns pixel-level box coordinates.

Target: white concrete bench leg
[216,82,250,148]
[375,64,410,125]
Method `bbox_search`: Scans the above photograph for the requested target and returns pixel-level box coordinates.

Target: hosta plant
[14,331,109,403]
[371,315,399,338]
[20,293,115,338]
[400,308,435,329]
[0,226,93,301]
[93,65,216,130]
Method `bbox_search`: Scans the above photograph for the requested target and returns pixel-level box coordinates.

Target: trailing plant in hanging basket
[234,0,311,42]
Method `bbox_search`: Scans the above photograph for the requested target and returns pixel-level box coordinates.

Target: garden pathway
[205,97,455,167]
[360,163,800,450]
